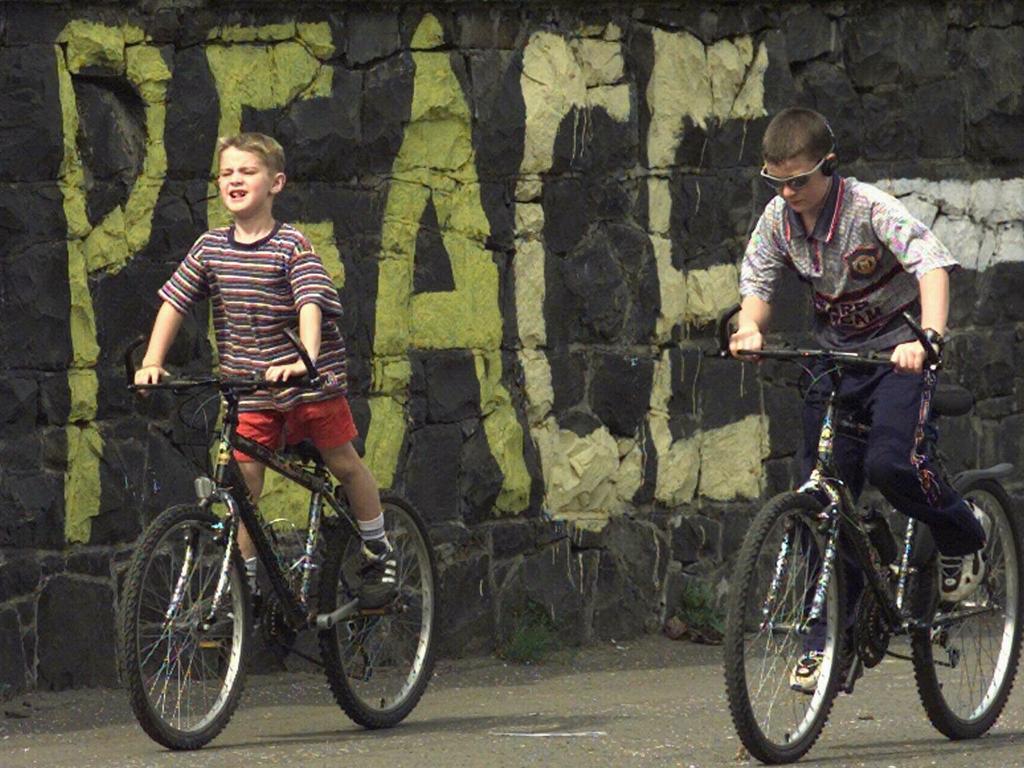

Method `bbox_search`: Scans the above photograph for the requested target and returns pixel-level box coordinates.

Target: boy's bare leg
[321,441,382,522]
[235,460,267,560]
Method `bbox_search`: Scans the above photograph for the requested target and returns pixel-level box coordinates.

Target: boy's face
[762,152,834,216]
[217,146,285,221]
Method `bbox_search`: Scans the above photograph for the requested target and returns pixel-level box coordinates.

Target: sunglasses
[760,155,827,192]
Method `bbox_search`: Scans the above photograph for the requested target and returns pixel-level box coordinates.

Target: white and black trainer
[358,538,398,609]
[939,501,991,604]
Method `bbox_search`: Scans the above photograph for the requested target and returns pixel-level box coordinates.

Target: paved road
[3,635,1024,767]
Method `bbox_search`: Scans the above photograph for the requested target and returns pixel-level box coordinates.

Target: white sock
[357,513,386,542]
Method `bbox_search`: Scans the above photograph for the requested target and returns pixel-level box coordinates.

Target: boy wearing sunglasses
[729,107,989,693]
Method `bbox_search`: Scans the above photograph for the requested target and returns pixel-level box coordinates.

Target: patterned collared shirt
[740,176,958,350]
[159,222,348,411]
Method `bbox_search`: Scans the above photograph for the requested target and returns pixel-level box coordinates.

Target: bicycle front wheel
[911,478,1023,739]
[318,492,437,728]
[119,505,249,750]
[724,492,846,764]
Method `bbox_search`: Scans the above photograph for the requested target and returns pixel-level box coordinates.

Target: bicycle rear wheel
[119,504,249,749]
[911,478,1023,739]
[724,492,846,764]
[318,492,437,728]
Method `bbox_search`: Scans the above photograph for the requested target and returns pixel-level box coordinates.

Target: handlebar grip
[716,303,742,357]
[124,335,149,387]
[283,328,320,381]
[900,312,941,366]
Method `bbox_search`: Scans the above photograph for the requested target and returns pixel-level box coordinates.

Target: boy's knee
[864,453,903,492]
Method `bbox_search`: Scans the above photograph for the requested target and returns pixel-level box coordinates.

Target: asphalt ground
[3,635,1024,767]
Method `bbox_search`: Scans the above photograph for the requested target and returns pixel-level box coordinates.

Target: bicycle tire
[318,492,437,728]
[119,504,250,749]
[724,492,846,764]
[911,478,1023,739]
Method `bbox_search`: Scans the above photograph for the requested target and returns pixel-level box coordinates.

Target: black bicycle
[117,330,437,750]
[716,306,1021,764]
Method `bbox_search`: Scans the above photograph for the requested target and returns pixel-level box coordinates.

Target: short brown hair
[762,108,834,165]
[216,132,285,174]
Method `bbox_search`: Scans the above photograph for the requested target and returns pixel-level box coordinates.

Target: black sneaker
[358,538,397,609]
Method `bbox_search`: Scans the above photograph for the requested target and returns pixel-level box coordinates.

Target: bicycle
[715,305,1022,764]
[117,330,438,750]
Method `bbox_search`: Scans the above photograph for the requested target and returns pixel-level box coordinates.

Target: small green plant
[670,580,725,643]
[498,601,560,664]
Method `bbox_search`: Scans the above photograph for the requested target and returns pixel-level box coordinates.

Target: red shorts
[234,396,358,462]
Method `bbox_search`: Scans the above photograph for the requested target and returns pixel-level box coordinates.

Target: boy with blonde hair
[135,133,396,608]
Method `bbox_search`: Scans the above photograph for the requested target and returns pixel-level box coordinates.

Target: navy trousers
[800,363,985,557]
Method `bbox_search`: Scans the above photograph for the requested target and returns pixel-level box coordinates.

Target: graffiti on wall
[54,13,1024,542]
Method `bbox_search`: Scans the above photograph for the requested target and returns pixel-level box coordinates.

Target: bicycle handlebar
[124,330,323,394]
[713,304,941,368]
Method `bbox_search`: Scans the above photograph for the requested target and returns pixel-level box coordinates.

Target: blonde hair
[216,132,285,174]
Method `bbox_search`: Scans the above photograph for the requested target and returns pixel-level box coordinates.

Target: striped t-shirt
[740,176,959,350]
[159,222,347,411]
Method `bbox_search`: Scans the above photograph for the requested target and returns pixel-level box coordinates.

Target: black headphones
[820,117,838,176]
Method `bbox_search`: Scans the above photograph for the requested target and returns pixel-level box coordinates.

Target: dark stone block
[361,53,415,174]
[602,515,667,606]
[761,29,798,114]
[548,347,587,416]
[783,6,832,63]
[606,222,659,341]
[688,513,722,561]
[274,67,363,183]
[936,415,977,477]
[165,47,219,178]
[541,177,591,256]
[962,26,1024,124]
[842,5,947,89]
[520,539,594,644]
[556,228,628,343]
[591,549,648,641]
[967,114,1024,163]
[790,61,862,162]
[436,551,492,656]
[909,81,964,159]
[764,383,802,458]
[557,410,603,438]
[0,470,63,549]
[590,352,655,437]
[0,183,66,250]
[720,504,756,561]
[861,91,918,162]
[467,50,525,180]
[668,174,751,271]
[671,516,700,567]
[66,549,111,579]
[764,457,801,496]
[0,374,37,431]
[0,608,25,696]
[37,575,117,689]
[347,10,401,66]
[490,518,539,559]
[698,356,761,430]
[0,46,63,182]
[550,98,638,178]
[459,423,503,524]
[403,423,463,523]
[945,330,1017,401]
[0,244,72,369]
[455,8,522,49]
[417,349,480,424]
[0,557,41,603]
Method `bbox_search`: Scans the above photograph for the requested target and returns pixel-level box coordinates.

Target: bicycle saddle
[932,384,973,417]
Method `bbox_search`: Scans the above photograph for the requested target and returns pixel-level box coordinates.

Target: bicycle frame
[198,388,359,632]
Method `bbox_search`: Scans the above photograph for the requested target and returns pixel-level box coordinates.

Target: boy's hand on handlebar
[134,364,168,388]
[729,325,764,360]
[265,360,308,382]
[890,341,927,374]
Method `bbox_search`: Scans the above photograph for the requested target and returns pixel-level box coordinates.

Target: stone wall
[1,0,1022,693]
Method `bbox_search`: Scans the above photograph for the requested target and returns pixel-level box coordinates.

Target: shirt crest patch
[846,245,880,278]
